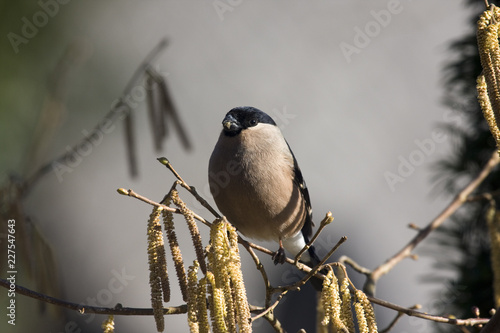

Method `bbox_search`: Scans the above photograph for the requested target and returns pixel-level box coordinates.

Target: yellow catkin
[209,220,229,288]
[207,271,227,333]
[227,223,251,333]
[151,275,164,332]
[205,219,251,332]
[477,75,500,149]
[477,6,500,141]
[340,278,355,333]
[320,268,333,326]
[320,267,348,332]
[354,302,368,333]
[209,220,236,332]
[187,261,200,333]
[101,315,115,333]
[162,196,189,302]
[172,190,207,274]
[147,205,170,303]
[197,277,210,333]
[147,206,166,332]
[486,205,500,308]
[356,290,378,333]
[329,270,343,330]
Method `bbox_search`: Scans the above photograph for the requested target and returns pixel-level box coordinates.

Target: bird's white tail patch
[282,231,312,263]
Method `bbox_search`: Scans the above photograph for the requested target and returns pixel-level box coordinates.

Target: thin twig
[466,189,500,202]
[0,268,491,328]
[287,236,347,292]
[249,305,285,333]
[480,307,500,333]
[22,39,169,195]
[157,157,221,219]
[117,188,211,227]
[339,255,372,275]
[239,237,272,304]
[250,291,290,323]
[380,304,421,333]
[249,237,348,324]
[0,278,186,316]
[294,211,334,264]
[367,295,489,327]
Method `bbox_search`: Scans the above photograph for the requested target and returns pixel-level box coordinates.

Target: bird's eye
[248,119,258,127]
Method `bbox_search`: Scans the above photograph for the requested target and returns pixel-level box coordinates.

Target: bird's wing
[286,142,314,239]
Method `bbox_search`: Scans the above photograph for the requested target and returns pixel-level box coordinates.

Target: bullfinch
[208,106,320,267]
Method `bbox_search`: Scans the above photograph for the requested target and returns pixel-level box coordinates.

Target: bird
[208,106,320,268]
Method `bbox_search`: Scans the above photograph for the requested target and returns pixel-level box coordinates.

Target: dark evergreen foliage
[429,1,500,331]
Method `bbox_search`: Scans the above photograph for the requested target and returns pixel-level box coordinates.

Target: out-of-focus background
[0,1,492,332]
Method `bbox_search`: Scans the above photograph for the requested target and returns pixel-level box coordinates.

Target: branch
[362,150,500,295]
[480,308,500,333]
[0,271,491,328]
[294,212,334,264]
[249,305,285,333]
[122,152,498,330]
[367,295,490,327]
[288,236,347,291]
[22,39,169,195]
[157,157,221,219]
[117,188,212,228]
[379,304,421,333]
[339,255,372,275]
[0,278,186,316]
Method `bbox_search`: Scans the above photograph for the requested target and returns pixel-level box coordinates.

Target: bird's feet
[272,243,286,265]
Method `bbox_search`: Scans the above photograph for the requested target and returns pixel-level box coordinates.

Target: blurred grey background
[0,1,474,332]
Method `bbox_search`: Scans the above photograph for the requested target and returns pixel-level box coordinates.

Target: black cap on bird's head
[222,106,277,136]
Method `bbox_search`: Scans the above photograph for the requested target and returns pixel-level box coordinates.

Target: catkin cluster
[477,5,500,151]
[145,189,210,332]
[187,219,252,333]
[142,187,252,332]
[320,268,377,333]
[477,4,500,311]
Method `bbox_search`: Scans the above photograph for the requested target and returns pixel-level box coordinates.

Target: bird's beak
[223,120,233,130]
[222,114,240,133]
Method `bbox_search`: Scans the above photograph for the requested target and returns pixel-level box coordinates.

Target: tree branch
[363,150,500,295]
[379,304,421,333]
[0,278,186,316]
[368,295,489,327]
[0,264,491,328]
[157,157,221,219]
[117,187,211,228]
[22,39,169,195]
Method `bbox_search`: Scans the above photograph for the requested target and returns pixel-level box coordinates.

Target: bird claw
[272,247,286,265]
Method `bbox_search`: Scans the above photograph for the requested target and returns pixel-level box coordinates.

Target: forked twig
[117,188,211,227]
[294,212,334,264]
[157,157,221,219]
